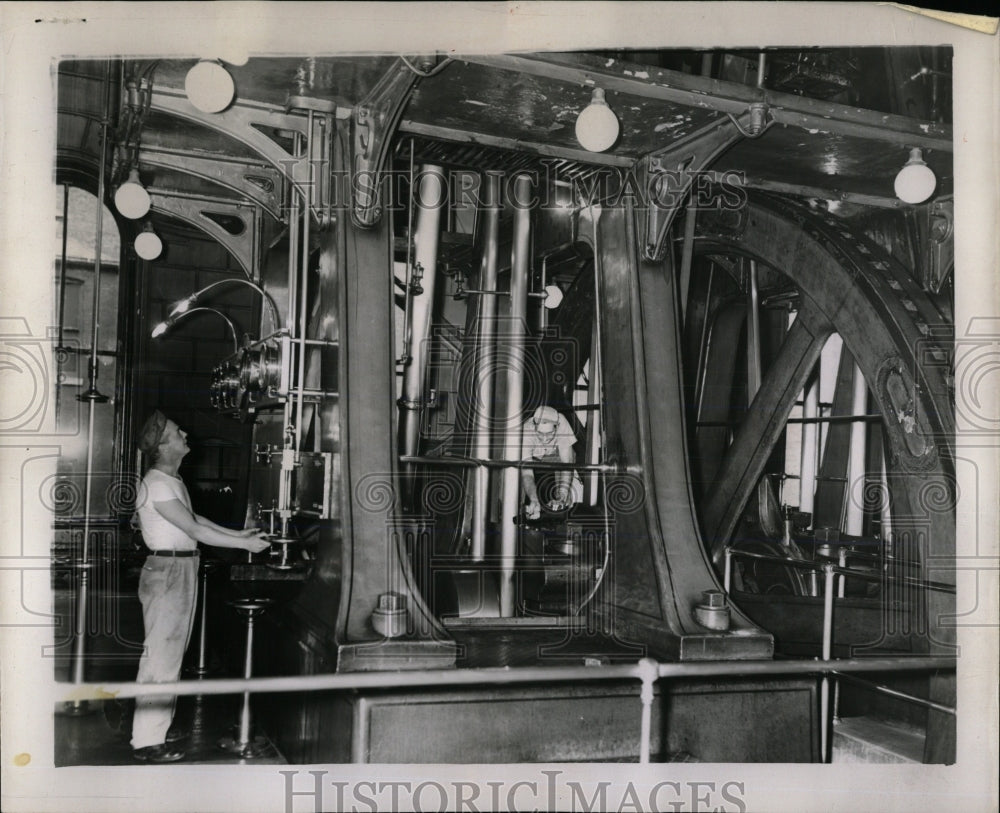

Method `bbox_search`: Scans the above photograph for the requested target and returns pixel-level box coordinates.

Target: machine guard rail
[62,653,955,764]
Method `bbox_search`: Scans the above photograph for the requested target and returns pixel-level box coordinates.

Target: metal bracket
[641,116,749,262]
[139,146,284,220]
[149,89,336,227]
[148,189,261,280]
[921,199,954,294]
[352,59,420,228]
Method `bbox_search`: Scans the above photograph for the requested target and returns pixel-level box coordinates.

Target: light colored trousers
[130,555,199,749]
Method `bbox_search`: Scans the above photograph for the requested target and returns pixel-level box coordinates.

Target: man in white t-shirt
[130,410,269,763]
[520,405,583,520]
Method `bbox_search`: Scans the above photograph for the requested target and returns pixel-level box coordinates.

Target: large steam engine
[51,46,957,765]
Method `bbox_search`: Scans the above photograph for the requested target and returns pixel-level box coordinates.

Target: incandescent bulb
[135,228,163,260]
[575,88,620,153]
[184,60,236,114]
[114,169,151,219]
[894,148,937,205]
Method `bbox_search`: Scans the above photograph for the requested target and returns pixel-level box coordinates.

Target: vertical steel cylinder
[398,165,446,465]
[470,173,502,561]
[498,174,532,617]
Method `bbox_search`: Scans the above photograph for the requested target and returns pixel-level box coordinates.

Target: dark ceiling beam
[458,53,952,153]
[738,177,908,210]
[398,119,634,168]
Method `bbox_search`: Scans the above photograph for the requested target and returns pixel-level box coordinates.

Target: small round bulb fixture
[134,224,163,261]
[151,321,169,338]
[542,284,564,310]
[894,147,937,205]
[185,60,236,114]
[114,168,151,219]
[575,88,620,153]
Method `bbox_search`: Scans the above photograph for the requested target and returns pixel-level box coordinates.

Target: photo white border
[1,3,997,811]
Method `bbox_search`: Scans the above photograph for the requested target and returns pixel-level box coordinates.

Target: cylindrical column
[470,173,502,561]
[218,598,272,757]
[844,361,868,535]
[498,174,532,617]
[398,165,446,466]
[820,563,835,763]
[237,612,256,744]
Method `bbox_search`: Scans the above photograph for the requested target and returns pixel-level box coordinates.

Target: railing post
[637,658,658,764]
[820,562,835,763]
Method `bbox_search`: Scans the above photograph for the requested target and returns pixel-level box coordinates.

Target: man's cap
[532,405,559,425]
[138,410,168,454]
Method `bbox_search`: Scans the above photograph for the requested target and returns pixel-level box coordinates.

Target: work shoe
[165,725,190,743]
[133,743,186,763]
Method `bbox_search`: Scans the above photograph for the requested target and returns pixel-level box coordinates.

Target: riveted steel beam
[149,189,261,280]
[139,146,284,220]
[149,89,338,226]
[460,53,952,152]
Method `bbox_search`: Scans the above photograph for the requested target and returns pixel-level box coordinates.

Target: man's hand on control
[525,499,541,520]
[243,531,272,553]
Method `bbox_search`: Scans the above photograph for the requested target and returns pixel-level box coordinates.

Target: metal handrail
[723,545,956,760]
[62,652,954,764]
[400,454,622,473]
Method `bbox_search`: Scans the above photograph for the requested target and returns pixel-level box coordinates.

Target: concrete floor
[54,692,287,767]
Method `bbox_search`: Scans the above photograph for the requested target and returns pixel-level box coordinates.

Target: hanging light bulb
[542,284,564,310]
[894,147,937,204]
[134,222,163,261]
[575,88,620,153]
[113,168,151,219]
[184,60,236,113]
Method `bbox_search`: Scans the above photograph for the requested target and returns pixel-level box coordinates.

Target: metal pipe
[470,173,501,561]
[398,140,416,363]
[880,450,893,557]
[498,173,533,617]
[820,563,835,763]
[282,136,301,493]
[398,164,446,467]
[71,67,112,695]
[194,564,211,676]
[837,548,847,598]
[155,307,240,354]
[724,547,733,593]
[585,327,602,505]
[57,183,70,351]
[237,611,256,745]
[69,654,957,703]
[637,658,657,764]
[294,110,314,458]
[169,278,281,334]
[400,454,616,473]
[844,361,868,535]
